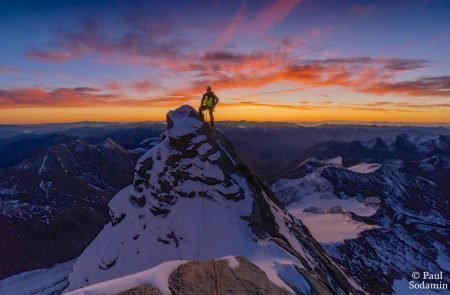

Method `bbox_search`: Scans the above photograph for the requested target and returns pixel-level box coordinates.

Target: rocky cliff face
[66,105,362,295]
[272,136,450,294]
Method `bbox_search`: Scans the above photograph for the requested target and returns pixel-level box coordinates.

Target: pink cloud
[25,16,189,65]
[0,85,193,109]
[173,56,449,99]
[0,66,15,74]
[130,81,157,93]
[104,81,123,92]
[249,0,301,33]
[210,2,247,51]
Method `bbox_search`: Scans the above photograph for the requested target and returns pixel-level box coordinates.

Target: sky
[1,0,450,124]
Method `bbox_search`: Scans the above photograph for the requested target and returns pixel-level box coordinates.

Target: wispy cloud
[224,100,316,110]
[302,57,428,71]
[2,81,449,117]
[210,1,247,51]
[220,99,450,113]
[0,66,15,74]
[26,15,190,64]
[24,0,302,66]
[0,86,190,108]
[362,76,450,97]
[174,55,450,99]
[337,101,450,113]
[365,101,450,108]
[249,0,301,33]
[26,51,76,62]
[130,81,158,93]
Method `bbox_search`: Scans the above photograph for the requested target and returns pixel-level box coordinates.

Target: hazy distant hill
[1,121,449,180]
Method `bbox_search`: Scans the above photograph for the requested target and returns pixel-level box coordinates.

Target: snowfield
[273,158,380,244]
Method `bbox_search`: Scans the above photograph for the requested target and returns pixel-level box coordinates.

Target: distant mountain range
[2,121,449,178]
[272,134,450,294]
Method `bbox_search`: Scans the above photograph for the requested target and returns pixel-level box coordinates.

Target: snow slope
[0,259,75,295]
[273,158,380,243]
[66,260,185,295]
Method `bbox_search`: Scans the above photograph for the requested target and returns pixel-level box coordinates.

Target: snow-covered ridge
[360,133,449,154]
[66,105,362,295]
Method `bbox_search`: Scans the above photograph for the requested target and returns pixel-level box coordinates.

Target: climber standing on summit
[199,85,219,127]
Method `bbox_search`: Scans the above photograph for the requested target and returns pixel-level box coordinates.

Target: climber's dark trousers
[198,106,215,127]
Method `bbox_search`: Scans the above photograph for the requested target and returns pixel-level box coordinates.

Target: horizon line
[1,120,450,128]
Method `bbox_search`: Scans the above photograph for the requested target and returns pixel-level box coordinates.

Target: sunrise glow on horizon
[1,0,450,124]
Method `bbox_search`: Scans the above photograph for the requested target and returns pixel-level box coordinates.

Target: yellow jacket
[201,92,219,108]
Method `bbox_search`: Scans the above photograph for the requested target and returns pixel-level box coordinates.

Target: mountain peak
[98,137,128,154]
[166,105,204,138]
[66,105,361,294]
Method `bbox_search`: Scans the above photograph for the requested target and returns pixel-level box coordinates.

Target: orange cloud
[6,55,447,114]
[173,56,450,99]
[0,87,191,109]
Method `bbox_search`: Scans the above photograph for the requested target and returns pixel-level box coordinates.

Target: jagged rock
[168,257,289,295]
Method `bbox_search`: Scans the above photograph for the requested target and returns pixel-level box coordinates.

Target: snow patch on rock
[66,260,185,295]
